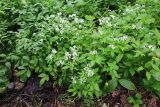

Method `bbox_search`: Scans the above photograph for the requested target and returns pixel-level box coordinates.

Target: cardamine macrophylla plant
[0,0,160,102]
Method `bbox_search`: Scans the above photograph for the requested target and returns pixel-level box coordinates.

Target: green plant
[128,93,142,107]
[0,0,160,106]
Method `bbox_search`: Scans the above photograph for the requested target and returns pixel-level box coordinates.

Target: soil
[0,76,160,107]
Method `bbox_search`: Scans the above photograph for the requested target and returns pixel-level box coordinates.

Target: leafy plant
[0,0,160,106]
[128,93,142,107]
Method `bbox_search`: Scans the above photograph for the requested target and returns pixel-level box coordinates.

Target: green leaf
[146,72,151,80]
[40,78,46,86]
[10,55,19,60]
[5,62,11,68]
[16,70,26,76]
[119,79,136,90]
[151,82,160,91]
[85,15,95,21]
[105,79,117,93]
[151,71,160,81]
[135,93,142,99]
[137,66,144,72]
[27,70,31,77]
[39,74,49,86]
[0,87,6,94]
[128,96,135,103]
[129,68,135,76]
[151,63,160,71]
[0,54,6,58]
[116,54,123,63]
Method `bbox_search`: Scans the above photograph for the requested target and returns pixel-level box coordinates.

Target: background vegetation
[0,0,160,106]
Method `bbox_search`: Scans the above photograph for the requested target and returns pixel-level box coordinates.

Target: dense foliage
[0,0,160,105]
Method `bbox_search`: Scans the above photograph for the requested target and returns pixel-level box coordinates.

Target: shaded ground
[0,76,160,107]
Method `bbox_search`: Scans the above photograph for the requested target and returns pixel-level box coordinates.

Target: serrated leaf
[116,54,123,63]
[119,79,136,90]
[151,63,160,71]
[151,71,160,81]
[5,62,11,68]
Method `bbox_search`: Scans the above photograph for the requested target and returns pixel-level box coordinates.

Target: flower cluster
[131,23,143,30]
[99,17,112,26]
[56,60,65,66]
[64,52,71,61]
[123,4,146,15]
[108,44,115,50]
[46,49,57,62]
[113,36,128,41]
[71,63,94,85]
[90,50,98,55]
[68,13,84,24]
[144,44,156,51]
[70,45,78,62]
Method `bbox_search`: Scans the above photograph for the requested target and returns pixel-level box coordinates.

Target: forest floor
[0,76,160,107]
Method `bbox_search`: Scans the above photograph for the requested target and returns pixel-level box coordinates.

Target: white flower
[70,46,78,61]
[56,60,65,66]
[51,49,57,55]
[59,60,64,65]
[131,24,142,30]
[50,15,55,18]
[56,61,60,66]
[144,44,156,51]
[131,24,136,29]
[125,8,133,13]
[80,77,86,84]
[74,18,84,23]
[87,63,94,67]
[79,25,82,28]
[107,22,112,27]
[46,54,53,61]
[55,27,60,32]
[46,49,57,62]
[64,52,71,61]
[90,50,98,55]
[108,44,115,50]
[71,77,77,84]
[60,29,64,34]
[57,12,62,16]
[114,37,119,41]
[87,69,94,77]
[79,19,84,23]
[110,15,115,19]
[120,36,128,41]
[60,19,65,23]
[99,17,111,25]
[39,39,44,43]
[69,14,76,18]
[84,66,94,77]
[114,36,128,41]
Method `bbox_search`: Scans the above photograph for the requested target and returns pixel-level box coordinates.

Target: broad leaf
[105,79,117,93]
[119,79,136,90]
